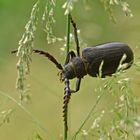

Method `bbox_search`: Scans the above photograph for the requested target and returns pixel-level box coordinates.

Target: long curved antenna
[11,49,63,70]
[70,14,80,56]
[33,49,63,70]
[63,78,71,131]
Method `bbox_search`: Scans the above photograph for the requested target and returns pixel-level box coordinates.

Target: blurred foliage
[0,0,140,140]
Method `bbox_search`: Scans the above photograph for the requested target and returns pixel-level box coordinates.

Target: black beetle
[62,42,133,80]
[12,14,134,130]
[19,41,133,94]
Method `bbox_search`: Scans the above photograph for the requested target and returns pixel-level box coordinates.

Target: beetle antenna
[63,78,71,131]
[33,49,63,70]
[11,49,63,70]
[70,14,80,56]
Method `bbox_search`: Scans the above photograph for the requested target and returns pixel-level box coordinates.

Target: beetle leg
[70,78,81,93]
[70,14,80,57]
[64,51,76,65]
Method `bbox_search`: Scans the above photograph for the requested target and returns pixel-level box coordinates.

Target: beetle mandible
[12,14,134,130]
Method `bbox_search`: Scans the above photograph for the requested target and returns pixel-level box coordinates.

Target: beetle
[12,14,134,130]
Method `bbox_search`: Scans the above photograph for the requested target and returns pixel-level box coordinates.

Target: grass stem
[0,90,55,139]
[66,14,71,55]
[64,13,71,140]
[71,91,105,140]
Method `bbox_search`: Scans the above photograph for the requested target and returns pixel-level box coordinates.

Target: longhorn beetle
[12,14,134,130]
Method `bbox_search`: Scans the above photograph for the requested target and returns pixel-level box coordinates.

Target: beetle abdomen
[82,42,134,77]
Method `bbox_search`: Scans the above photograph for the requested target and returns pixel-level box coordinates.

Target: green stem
[64,13,71,140]
[71,91,105,140]
[66,14,71,55]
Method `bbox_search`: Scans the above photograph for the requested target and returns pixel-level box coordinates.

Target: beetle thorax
[63,57,87,80]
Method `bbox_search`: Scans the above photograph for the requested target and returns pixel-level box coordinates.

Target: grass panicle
[71,73,139,140]
[42,0,57,44]
[100,0,133,22]
[62,0,78,15]
[16,1,39,100]
[0,108,15,127]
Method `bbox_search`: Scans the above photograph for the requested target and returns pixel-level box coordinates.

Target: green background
[0,0,140,139]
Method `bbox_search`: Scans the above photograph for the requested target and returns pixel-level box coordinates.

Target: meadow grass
[0,0,140,140]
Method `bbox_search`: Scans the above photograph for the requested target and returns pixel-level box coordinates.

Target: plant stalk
[64,13,71,140]
[66,14,71,55]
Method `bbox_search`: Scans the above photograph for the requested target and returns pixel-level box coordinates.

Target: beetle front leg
[70,78,81,93]
[64,51,76,65]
